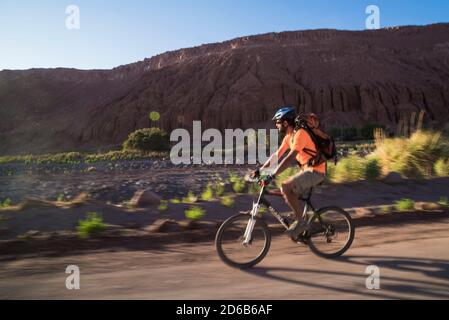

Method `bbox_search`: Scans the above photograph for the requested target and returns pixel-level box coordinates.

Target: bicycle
[215,173,355,269]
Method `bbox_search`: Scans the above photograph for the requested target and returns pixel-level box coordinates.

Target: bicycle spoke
[216,214,271,268]
[308,208,354,257]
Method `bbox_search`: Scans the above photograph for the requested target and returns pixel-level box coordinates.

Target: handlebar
[244,170,274,186]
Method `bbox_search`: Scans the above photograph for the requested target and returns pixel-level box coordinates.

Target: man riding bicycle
[254,106,326,239]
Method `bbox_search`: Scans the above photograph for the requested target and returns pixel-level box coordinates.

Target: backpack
[294,113,338,166]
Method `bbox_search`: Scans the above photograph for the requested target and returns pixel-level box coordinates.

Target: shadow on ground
[246,255,449,299]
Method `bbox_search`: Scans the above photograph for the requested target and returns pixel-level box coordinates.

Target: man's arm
[273,149,298,176]
[260,153,278,170]
[259,134,290,171]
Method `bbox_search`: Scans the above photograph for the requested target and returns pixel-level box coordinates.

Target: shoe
[285,220,309,240]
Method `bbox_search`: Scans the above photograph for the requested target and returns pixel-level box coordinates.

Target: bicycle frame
[242,184,318,245]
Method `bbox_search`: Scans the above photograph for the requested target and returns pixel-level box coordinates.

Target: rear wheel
[215,213,271,269]
[307,206,355,258]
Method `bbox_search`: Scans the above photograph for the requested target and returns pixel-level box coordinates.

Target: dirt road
[1,213,448,300]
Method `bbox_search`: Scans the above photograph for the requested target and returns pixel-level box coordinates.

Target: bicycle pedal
[296,236,308,245]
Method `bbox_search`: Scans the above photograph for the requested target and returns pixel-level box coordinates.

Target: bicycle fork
[242,202,259,245]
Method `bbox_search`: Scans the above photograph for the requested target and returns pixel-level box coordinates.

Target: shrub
[373,130,446,179]
[0,198,12,208]
[364,157,381,180]
[220,195,235,208]
[248,182,261,194]
[434,158,449,177]
[185,206,205,220]
[232,178,246,193]
[123,128,169,152]
[214,183,225,197]
[228,172,239,183]
[394,198,415,212]
[158,200,169,212]
[182,191,198,204]
[325,162,337,182]
[201,184,214,201]
[77,212,107,238]
[169,198,181,204]
[380,205,392,214]
[332,155,367,183]
[438,196,448,207]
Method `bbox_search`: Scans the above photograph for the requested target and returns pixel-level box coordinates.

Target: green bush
[434,158,449,177]
[438,196,448,207]
[123,128,169,152]
[185,206,205,220]
[248,182,261,194]
[229,174,246,193]
[325,162,336,182]
[0,198,12,208]
[182,191,198,204]
[201,184,215,201]
[364,157,381,180]
[228,172,239,183]
[220,195,235,208]
[373,130,447,179]
[331,155,381,183]
[380,205,393,214]
[214,183,225,197]
[158,200,169,212]
[332,155,366,183]
[394,198,415,212]
[77,212,107,238]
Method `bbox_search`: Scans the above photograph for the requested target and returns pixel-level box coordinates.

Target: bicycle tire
[215,213,271,269]
[307,206,355,259]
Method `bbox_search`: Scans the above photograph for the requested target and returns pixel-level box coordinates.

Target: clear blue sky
[1,0,449,70]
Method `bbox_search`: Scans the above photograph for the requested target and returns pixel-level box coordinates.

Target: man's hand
[259,174,276,186]
[251,168,261,179]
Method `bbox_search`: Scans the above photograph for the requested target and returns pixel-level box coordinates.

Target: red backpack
[294,114,338,166]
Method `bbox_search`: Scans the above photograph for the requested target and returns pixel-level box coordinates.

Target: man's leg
[280,171,321,238]
[281,180,304,221]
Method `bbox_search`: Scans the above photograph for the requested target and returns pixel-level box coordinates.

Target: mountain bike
[215,174,355,269]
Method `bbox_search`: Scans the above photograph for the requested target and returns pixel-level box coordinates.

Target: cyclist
[254,106,326,239]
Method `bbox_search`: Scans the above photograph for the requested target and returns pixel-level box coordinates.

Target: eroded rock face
[1,24,449,154]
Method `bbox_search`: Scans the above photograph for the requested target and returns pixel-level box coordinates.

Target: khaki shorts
[284,169,325,197]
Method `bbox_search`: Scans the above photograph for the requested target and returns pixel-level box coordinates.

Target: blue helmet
[272,106,296,122]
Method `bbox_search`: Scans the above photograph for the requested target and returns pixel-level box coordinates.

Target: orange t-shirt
[276,129,326,174]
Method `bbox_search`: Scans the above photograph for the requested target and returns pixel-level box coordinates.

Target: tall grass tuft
[394,198,415,212]
[434,158,449,177]
[373,130,446,178]
[77,212,107,238]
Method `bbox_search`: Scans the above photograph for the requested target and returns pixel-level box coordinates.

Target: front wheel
[215,213,271,269]
[306,206,355,259]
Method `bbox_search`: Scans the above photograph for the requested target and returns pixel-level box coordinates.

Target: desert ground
[0,160,448,299]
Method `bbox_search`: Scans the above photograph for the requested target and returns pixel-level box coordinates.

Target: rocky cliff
[1,23,449,154]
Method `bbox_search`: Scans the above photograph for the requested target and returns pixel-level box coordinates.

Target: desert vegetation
[77,212,107,238]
